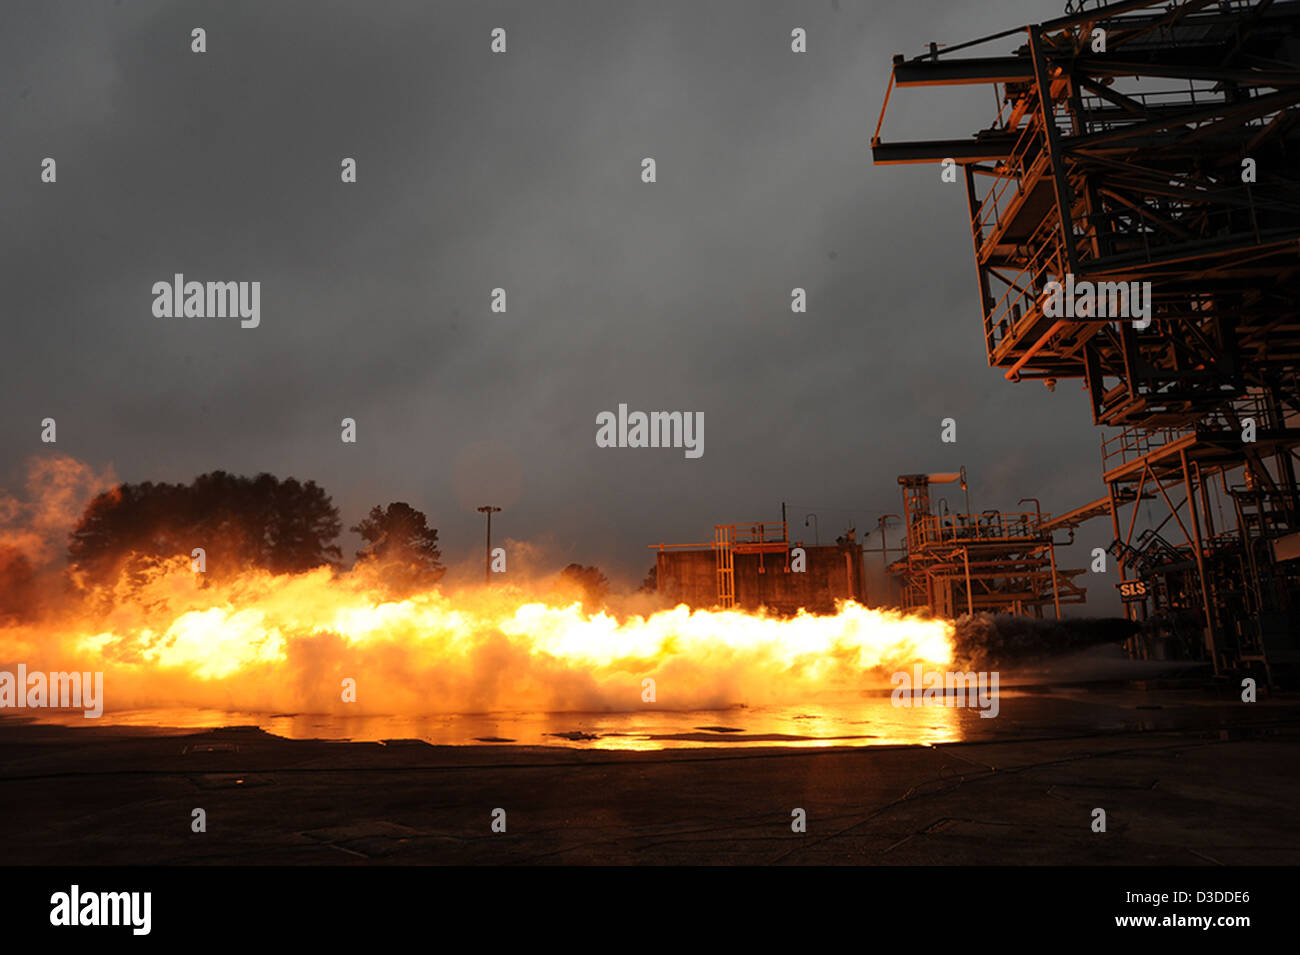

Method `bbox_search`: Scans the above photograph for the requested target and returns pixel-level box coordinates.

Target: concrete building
[651,521,866,614]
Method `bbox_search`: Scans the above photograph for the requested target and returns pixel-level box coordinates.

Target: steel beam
[871,136,1019,164]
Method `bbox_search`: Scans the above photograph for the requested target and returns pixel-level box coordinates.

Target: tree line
[62,470,635,600]
[68,471,445,592]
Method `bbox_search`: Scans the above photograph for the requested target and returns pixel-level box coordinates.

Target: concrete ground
[2,694,1298,865]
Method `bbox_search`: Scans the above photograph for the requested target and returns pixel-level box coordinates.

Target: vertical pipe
[1028,26,1080,275]
[1106,479,1139,653]
[1196,462,1215,539]
[1181,448,1218,674]
[964,164,996,357]
[1048,540,1062,619]
[962,547,974,616]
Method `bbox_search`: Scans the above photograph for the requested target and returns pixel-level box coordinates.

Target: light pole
[804,513,819,546]
[877,513,901,605]
[477,506,501,585]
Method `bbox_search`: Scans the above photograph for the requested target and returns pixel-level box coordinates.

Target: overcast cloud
[0,0,1123,612]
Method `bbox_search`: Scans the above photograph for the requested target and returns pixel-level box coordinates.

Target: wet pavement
[2,684,1298,864]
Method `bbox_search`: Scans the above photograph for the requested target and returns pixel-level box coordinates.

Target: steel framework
[874,0,1300,680]
[887,472,1086,617]
[713,521,789,608]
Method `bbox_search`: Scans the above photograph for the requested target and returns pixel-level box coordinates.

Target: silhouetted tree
[350,502,445,593]
[0,546,39,622]
[69,471,342,585]
[560,563,610,604]
[637,564,658,594]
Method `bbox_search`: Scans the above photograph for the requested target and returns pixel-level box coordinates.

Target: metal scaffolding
[713,521,789,608]
[874,0,1300,680]
[887,472,1085,618]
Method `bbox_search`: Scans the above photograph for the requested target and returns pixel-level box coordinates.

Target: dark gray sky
[0,0,1123,611]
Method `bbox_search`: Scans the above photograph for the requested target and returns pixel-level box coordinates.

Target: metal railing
[972,116,1047,242]
[982,212,1068,358]
[908,511,1047,548]
[1100,425,1192,471]
[1076,84,1237,135]
[1100,390,1288,470]
[716,521,788,548]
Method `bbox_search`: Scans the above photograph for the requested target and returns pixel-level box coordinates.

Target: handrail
[1098,391,1281,469]
[972,115,1044,241]
[908,511,1049,546]
[714,521,789,546]
[982,213,1068,358]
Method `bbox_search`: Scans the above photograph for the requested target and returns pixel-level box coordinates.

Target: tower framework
[887,472,1087,618]
[874,0,1300,679]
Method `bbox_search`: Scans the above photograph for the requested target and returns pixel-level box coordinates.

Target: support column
[1181,448,1218,674]
[1048,540,1062,619]
[962,548,974,616]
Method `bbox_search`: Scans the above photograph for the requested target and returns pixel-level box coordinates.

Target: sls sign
[1117,580,1148,601]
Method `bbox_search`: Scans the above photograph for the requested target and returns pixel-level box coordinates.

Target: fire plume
[1,457,953,717]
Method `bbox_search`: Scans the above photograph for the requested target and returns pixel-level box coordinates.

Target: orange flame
[3,562,951,715]
[0,457,953,717]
